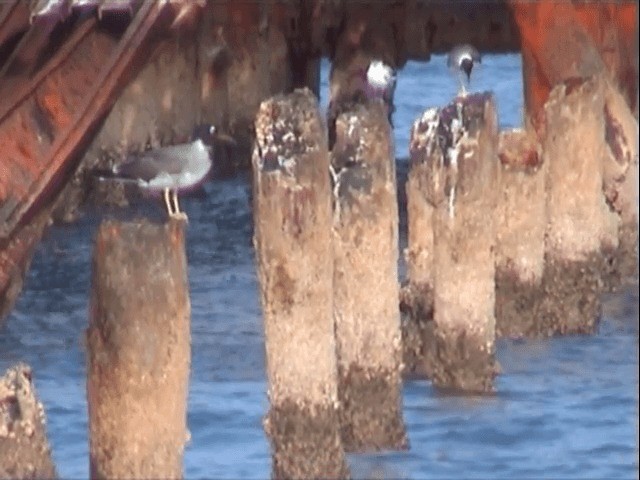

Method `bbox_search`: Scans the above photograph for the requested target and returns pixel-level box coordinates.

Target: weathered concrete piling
[86,219,191,479]
[540,76,620,335]
[601,79,639,284]
[330,102,407,451]
[0,363,57,479]
[400,108,438,378]
[495,130,547,338]
[252,89,349,479]
[405,94,500,393]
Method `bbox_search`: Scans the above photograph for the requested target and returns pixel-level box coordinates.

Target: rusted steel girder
[509,0,638,130]
[0,0,195,323]
[0,1,176,239]
[0,1,30,62]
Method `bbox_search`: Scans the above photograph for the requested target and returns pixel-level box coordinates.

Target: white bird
[365,60,396,99]
[363,59,397,121]
[447,44,481,97]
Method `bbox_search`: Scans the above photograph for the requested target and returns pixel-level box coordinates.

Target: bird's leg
[457,72,468,97]
[163,188,174,216]
[171,189,188,222]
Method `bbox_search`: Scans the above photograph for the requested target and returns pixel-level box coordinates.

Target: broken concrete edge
[264,399,350,480]
[498,127,542,172]
[337,363,408,452]
[0,363,58,479]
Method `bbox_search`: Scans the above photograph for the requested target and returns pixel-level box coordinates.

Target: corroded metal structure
[0,0,637,323]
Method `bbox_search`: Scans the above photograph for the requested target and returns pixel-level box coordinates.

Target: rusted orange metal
[509,1,638,131]
[0,206,51,322]
[0,0,193,323]
[0,0,177,240]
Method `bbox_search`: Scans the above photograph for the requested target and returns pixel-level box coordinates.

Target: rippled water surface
[1,55,638,479]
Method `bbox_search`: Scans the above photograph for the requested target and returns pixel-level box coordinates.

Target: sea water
[1,55,638,479]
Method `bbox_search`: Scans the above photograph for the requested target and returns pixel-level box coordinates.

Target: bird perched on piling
[447,44,481,97]
[95,124,235,221]
[363,59,397,120]
[364,60,397,102]
[327,59,397,147]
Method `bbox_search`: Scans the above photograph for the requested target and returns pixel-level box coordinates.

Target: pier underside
[0,0,638,323]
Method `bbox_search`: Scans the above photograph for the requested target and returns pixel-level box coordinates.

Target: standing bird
[364,60,397,103]
[363,60,397,121]
[447,44,481,97]
[96,124,235,221]
[327,59,397,147]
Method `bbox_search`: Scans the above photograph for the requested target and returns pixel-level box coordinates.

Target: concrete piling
[252,88,349,479]
[0,363,57,479]
[86,219,191,480]
[494,130,547,337]
[330,101,407,451]
[406,94,500,393]
[601,79,639,285]
[400,108,438,378]
[539,76,620,335]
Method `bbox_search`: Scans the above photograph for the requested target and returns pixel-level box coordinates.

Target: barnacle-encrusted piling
[539,76,620,335]
[405,94,500,393]
[86,219,191,479]
[0,363,57,479]
[330,101,407,451]
[601,79,639,285]
[252,88,349,479]
[400,108,438,378]
[495,130,547,337]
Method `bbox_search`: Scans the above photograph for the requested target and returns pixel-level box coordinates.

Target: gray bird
[96,124,235,221]
[447,44,481,96]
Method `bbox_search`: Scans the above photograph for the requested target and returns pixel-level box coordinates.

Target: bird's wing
[114,142,203,181]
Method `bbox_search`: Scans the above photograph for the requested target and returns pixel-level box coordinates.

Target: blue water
[1,55,638,479]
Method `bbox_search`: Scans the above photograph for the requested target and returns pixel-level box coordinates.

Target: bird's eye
[210,126,216,134]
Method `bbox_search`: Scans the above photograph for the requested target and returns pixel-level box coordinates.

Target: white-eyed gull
[447,44,481,97]
[97,124,234,221]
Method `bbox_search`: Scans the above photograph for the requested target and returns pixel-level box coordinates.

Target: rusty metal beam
[0,14,65,80]
[0,206,51,325]
[0,1,29,47]
[0,0,173,239]
[509,0,638,130]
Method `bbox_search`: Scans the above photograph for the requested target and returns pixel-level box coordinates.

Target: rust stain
[0,1,171,240]
[38,90,72,130]
[509,0,637,132]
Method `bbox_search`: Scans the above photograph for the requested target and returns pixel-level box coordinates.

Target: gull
[447,44,481,97]
[96,124,234,221]
[363,60,397,120]
[365,60,396,102]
